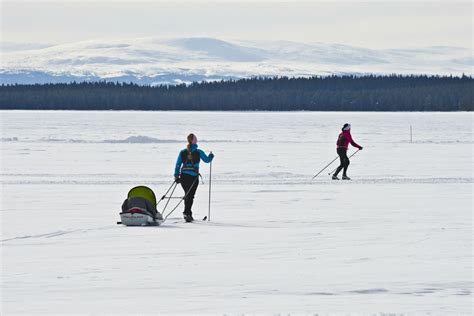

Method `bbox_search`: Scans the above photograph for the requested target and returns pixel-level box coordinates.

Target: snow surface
[1,111,473,314]
[1,37,472,85]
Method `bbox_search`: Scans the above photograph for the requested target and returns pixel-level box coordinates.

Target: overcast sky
[1,0,472,49]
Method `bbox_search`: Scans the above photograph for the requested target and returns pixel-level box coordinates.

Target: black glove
[358,146,363,150]
[174,177,181,183]
[209,152,215,160]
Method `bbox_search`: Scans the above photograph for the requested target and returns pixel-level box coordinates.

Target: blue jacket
[174,144,213,177]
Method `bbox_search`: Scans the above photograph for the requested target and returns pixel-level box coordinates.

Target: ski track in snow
[0,226,119,243]
[1,176,472,186]
[249,285,472,297]
[2,136,474,145]
[1,219,272,244]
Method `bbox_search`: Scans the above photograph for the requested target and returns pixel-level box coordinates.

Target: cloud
[1,1,472,49]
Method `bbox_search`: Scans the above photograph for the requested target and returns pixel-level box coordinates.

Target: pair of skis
[311,149,361,180]
[185,215,208,223]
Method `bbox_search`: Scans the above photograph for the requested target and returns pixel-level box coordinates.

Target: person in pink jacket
[332,123,363,180]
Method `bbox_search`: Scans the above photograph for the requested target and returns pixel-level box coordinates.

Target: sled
[119,207,161,226]
[118,186,163,226]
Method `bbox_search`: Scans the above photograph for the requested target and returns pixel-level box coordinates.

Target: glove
[209,152,215,160]
[174,176,181,183]
[358,146,363,150]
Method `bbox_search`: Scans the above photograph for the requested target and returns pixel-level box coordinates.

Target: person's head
[342,123,351,131]
[186,133,197,150]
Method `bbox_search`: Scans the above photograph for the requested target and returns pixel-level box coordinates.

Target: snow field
[1,111,472,314]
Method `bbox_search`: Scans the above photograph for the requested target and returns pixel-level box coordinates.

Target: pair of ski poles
[311,149,361,180]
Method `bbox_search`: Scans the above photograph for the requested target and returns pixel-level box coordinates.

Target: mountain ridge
[1,37,472,85]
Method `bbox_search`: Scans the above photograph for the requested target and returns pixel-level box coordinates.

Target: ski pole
[208,160,212,221]
[327,149,361,175]
[311,156,339,180]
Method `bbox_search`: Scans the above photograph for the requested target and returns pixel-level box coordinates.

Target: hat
[187,133,197,144]
[342,123,351,131]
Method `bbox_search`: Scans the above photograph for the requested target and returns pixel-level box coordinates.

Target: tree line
[0,75,472,111]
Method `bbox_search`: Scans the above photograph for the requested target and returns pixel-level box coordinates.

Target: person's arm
[174,152,183,177]
[348,133,363,149]
[198,149,214,163]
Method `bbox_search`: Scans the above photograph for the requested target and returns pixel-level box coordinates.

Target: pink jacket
[337,130,362,150]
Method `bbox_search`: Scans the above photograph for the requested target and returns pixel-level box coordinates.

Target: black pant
[334,148,350,176]
[180,174,199,216]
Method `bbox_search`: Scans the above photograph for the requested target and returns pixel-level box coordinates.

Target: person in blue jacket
[174,133,214,222]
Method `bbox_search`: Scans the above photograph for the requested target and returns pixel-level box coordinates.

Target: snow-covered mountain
[1,37,472,85]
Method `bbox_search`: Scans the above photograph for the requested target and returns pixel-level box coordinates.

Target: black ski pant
[180,173,199,216]
[334,148,350,176]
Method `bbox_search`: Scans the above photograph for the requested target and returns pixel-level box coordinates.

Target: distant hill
[1,37,472,85]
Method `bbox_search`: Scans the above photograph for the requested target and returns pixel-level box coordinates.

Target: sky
[1,0,472,49]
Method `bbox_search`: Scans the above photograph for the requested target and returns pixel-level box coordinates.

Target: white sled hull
[120,213,161,226]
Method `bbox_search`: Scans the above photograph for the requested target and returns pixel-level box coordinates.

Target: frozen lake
[1,111,473,314]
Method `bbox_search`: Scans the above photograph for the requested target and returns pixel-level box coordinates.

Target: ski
[184,216,207,223]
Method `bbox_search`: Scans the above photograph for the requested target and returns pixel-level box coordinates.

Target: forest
[0,75,472,111]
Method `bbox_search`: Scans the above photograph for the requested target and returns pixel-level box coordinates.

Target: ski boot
[332,174,339,180]
[342,175,351,180]
[184,214,194,223]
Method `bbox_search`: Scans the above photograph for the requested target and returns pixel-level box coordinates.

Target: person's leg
[342,152,350,177]
[186,177,199,216]
[180,174,199,216]
[333,149,345,176]
[180,175,192,215]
